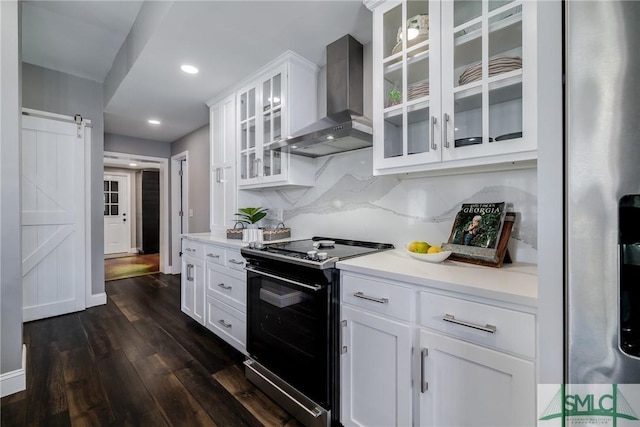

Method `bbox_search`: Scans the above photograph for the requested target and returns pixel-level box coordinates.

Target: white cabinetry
[180,237,248,354]
[340,275,413,427]
[340,271,536,427]
[205,246,247,354]
[417,291,535,426]
[209,94,237,235]
[237,52,317,189]
[367,0,551,175]
[181,239,205,324]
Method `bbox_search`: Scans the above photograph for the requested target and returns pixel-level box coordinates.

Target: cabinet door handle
[207,253,220,259]
[256,158,262,177]
[430,116,438,150]
[218,319,232,329]
[228,259,244,265]
[421,348,429,393]
[442,314,497,334]
[217,283,232,290]
[340,320,348,354]
[353,292,389,304]
[187,264,193,281]
[443,113,450,148]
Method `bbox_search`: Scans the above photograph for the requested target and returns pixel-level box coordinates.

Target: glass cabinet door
[442,0,525,161]
[239,87,258,181]
[261,72,284,179]
[380,0,441,166]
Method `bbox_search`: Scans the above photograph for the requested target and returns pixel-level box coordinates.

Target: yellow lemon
[427,246,443,254]
[414,241,431,253]
[408,241,420,252]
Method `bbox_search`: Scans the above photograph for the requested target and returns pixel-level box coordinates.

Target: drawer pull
[354,292,389,304]
[186,248,195,252]
[217,283,232,290]
[443,314,496,334]
[218,319,232,329]
[207,253,220,258]
[228,259,244,265]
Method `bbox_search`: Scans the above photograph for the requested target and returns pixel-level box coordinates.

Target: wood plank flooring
[1,273,301,427]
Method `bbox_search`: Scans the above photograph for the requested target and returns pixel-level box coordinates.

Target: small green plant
[388,88,402,104]
[235,207,268,225]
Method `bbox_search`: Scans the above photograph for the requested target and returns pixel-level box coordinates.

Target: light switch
[189,208,194,217]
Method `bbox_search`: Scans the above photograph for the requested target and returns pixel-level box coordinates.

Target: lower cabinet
[340,272,536,427]
[418,329,535,427]
[180,238,248,354]
[181,255,205,324]
[340,299,412,427]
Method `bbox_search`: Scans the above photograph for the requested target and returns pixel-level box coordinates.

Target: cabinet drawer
[419,292,535,358]
[203,244,225,265]
[225,249,246,272]
[342,274,413,322]
[206,296,246,353]
[182,239,204,259]
[206,263,246,312]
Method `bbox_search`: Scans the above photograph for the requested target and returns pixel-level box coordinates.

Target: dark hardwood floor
[1,273,301,427]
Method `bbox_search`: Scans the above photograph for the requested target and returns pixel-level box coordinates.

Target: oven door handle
[245,265,322,291]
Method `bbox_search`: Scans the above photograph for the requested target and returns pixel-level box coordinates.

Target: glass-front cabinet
[237,53,317,189]
[368,0,550,175]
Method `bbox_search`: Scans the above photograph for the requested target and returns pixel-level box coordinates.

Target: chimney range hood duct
[274,35,373,158]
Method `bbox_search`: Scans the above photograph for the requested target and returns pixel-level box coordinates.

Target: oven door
[246,264,331,409]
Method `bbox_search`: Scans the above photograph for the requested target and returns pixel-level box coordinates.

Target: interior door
[21,114,86,321]
[103,174,130,254]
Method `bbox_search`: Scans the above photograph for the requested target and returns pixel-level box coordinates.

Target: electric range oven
[241,237,394,427]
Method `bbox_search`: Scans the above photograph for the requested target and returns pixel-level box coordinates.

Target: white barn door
[21,114,86,321]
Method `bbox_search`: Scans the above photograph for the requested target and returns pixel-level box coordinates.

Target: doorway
[103,152,170,280]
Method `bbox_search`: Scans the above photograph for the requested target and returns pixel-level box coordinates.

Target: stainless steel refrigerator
[566,0,640,384]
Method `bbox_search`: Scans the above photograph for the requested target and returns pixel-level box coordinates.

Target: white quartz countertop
[336,249,538,308]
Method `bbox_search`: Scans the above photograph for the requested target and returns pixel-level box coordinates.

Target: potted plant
[235,207,268,244]
[388,88,402,106]
[235,207,268,227]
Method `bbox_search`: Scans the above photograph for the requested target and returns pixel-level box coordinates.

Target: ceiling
[21,1,373,143]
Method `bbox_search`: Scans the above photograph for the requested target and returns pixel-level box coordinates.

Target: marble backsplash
[239,148,538,264]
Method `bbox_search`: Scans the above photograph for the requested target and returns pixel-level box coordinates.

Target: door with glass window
[104,174,130,254]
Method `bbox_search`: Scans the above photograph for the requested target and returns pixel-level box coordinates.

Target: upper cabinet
[367,0,552,175]
[237,53,318,189]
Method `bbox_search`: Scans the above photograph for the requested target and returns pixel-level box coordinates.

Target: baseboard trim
[0,345,26,398]
[87,292,107,307]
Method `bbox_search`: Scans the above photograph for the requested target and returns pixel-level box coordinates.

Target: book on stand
[443,202,514,267]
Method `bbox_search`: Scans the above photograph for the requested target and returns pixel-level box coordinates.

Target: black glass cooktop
[258,237,394,261]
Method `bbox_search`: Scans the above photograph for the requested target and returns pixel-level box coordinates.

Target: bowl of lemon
[406,241,452,263]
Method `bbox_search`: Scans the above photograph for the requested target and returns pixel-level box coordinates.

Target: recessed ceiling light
[181,64,199,74]
[326,135,335,140]
[129,163,138,167]
[148,119,161,125]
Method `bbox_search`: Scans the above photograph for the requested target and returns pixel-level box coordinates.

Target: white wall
[1,0,24,378]
[104,132,171,159]
[170,125,210,233]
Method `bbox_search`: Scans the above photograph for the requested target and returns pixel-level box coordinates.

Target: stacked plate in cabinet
[458,56,522,86]
[407,81,429,100]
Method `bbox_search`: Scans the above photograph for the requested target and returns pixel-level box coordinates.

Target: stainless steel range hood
[274,35,372,158]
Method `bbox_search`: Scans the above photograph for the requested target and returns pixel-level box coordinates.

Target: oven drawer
[225,249,246,272]
[419,292,535,358]
[206,263,246,312]
[206,296,246,353]
[182,239,204,259]
[342,274,413,322]
[204,244,225,265]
